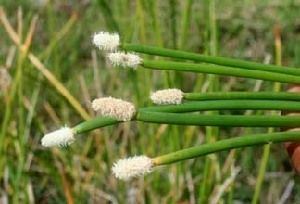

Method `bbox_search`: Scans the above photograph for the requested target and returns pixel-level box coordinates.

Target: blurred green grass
[0,0,300,203]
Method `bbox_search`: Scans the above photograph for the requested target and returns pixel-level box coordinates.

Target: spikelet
[41,127,75,147]
[150,88,183,105]
[92,31,120,51]
[107,52,142,69]
[112,156,153,180]
[92,97,136,121]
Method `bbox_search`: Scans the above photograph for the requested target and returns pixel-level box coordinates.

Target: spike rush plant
[42,31,300,181]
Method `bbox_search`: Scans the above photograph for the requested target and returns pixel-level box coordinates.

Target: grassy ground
[0,0,300,203]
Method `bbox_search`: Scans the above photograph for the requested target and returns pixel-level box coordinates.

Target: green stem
[184,91,300,101]
[252,143,270,204]
[73,95,300,135]
[73,99,300,135]
[153,131,300,165]
[122,43,300,76]
[147,0,163,46]
[201,1,219,202]
[141,59,300,84]
[142,100,300,113]
[136,111,300,127]
[168,0,177,48]
[178,0,193,48]
[73,117,119,134]
[97,0,120,32]
[252,28,283,204]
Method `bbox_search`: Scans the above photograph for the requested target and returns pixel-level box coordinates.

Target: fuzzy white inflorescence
[112,156,153,180]
[92,97,136,121]
[107,52,142,69]
[41,127,75,147]
[92,31,120,51]
[150,88,183,105]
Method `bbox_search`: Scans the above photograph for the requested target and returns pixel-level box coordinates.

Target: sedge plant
[93,31,300,76]
[106,51,300,84]
[42,96,300,147]
[93,32,300,84]
[41,31,300,185]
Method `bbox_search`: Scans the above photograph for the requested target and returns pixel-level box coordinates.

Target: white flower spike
[92,97,136,121]
[112,156,153,180]
[150,88,183,105]
[107,52,142,69]
[41,127,75,147]
[92,31,120,51]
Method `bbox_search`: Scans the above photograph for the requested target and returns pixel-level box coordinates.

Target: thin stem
[73,99,300,135]
[136,111,300,127]
[184,91,300,101]
[252,26,283,204]
[122,43,300,76]
[142,100,300,113]
[152,131,300,165]
[178,0,193,48]
[147,0,163,46]
[141,59,300,84]
[168,0,178,48]
[73,117,119,134]
[201,1,219,202]
[252,143,270,204]
[73,98,300,134]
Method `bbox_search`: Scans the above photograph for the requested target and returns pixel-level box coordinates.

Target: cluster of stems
[74,97,300,134]
[121,43,300,83]
[74,91,300,134]
[68,37,300,179]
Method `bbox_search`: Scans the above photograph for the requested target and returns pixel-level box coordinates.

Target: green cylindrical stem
[153,131,300,165]
[142,59,300,84]
[73,117,119,134]
[142,100,300,113]
[73,100,300,134]
[184,92,300,101]
[122,43,300,76]
[72,98,300,134]
[137,111,300,127]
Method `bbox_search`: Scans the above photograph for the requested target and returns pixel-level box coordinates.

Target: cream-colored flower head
[107,52,142,69]
[92,97,136,121]
[41,127,75,147]
[150,88,183,105]
[92,31,120,51]
[112,156,153,180]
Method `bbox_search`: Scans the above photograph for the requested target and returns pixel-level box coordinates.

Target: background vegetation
[0,0,300,203]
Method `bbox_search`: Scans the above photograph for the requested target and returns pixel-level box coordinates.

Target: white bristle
[150,88,183,105]
[41,127,75,147]
[92,31,120,51]
[92,97,136,121]
[112,156,153,180]
[107,52,142,69]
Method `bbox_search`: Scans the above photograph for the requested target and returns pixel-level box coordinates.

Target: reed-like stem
[73,111,300,135]
[183,91,300,101]
[136,111,300,127]
[152,131,300,165]
[252,26,283,204]
[141,59,300,84]
[73,99,300,134]
[122,43,300,76]
[143,100,300,113]
[73,117,119,134]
